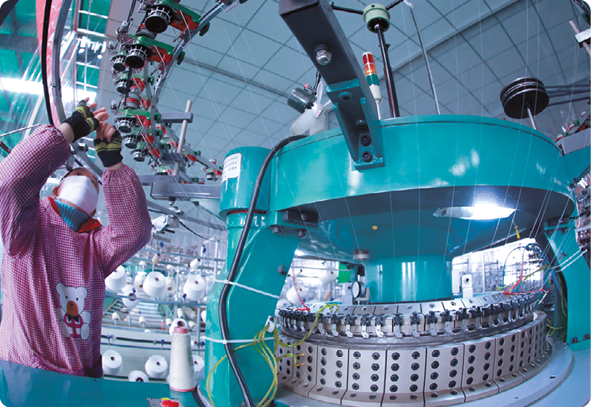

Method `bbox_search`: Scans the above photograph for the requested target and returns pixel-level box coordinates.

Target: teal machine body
[199,0,590,406]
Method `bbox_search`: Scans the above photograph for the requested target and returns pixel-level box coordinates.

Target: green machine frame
[199,0,590,406]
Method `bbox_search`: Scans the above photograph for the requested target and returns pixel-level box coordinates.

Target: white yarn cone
[106,266,127,292]
[103,350,123,375]
[144,271,165,298]
[183,275,206,301]
[200,310,207,325]
[122,285,139,309]
[188,320,197,330]
[112,312,121,322]
[128,370,149,382]
[165,276,177,295]
[176,308,185,319]
[139,315,147,326]
[286,286,308,305]
[183,306,197,320]
[134,271,147,293]
[139,261,147,267]
[192,354,204,374]
[189,259,200,270]
[318,269,338,285]
[169,318,187,336]
[145,355,168,378]
[169,326,196,392]
[151,254,160,265]
[165,317,173,327]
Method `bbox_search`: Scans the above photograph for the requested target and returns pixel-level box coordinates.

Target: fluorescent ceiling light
[434,205,515,220]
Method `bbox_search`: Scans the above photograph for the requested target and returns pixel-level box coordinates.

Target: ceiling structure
[97,0,589,168]
[0,0,589,248]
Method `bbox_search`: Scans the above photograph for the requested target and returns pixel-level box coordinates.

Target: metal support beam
[145,199,225,231]
[280,0,382,169]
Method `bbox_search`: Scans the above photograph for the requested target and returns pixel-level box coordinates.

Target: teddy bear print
[56,283,90,340]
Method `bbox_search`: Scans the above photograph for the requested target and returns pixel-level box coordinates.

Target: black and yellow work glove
[63,100,100,141]
[94,131,123,168]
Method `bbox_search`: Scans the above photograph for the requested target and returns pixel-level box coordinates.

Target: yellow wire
[205,304,339,407]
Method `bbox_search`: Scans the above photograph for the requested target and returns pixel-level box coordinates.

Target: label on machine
[222,153,241,183]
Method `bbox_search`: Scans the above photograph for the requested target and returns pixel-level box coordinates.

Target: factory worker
[0,100,152,378]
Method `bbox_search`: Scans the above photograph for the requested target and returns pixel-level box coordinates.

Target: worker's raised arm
[92,128,152,275]
[0,101,101,256]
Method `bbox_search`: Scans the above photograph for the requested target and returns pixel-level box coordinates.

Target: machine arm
[279,0,383,169]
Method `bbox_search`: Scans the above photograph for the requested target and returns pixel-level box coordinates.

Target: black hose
[41,0,54,126]
[218,135,306,407]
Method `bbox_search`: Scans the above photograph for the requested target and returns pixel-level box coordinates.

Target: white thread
[215,279,280,299]
[202,336,274,344]
[169,329,196,391]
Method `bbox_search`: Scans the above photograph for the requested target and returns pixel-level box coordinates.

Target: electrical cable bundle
[207,303,339,407]
[217,135,306,407]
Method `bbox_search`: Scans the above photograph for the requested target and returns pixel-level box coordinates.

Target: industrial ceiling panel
[229,89,274,115]
[246,0,293,44]
[447,0,492,30]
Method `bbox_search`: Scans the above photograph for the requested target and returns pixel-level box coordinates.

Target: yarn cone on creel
[168,326,196,392]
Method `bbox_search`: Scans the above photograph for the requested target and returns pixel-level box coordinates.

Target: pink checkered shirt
[0,125,152,377]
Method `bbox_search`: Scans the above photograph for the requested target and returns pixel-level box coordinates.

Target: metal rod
[0,140,11,155]
[173,100,193,176]
[569,20,591,58]
[0,124,41,138]
[527,106,537,130]
[375,26,400,117]
[548,96,590,107]
[385,0,405,10]
[52,0,75,123]
[330,3,363,14]
[546,89,590,96]
[406,1,441,114]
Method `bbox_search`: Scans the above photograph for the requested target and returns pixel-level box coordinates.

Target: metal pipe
[52,0,75,124]
[548,96,590,107]
[527,106,537,130]
[375,25,400,117]
[406,1,441,114]
[173,100,193,176]
[569,20,591,58]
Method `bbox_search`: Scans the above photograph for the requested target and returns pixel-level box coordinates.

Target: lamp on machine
[433,204,515,220]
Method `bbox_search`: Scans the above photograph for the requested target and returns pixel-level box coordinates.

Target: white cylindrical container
[144,271,166,298]
[102,350,123,375]
[169,318,187,336]
[169,326,196,392]
[122,285,139,309]
[145,355,168,379]
[105,266,127,292]
[128,370,149,382]
[183,275,206,301]
[134,271,147,293]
